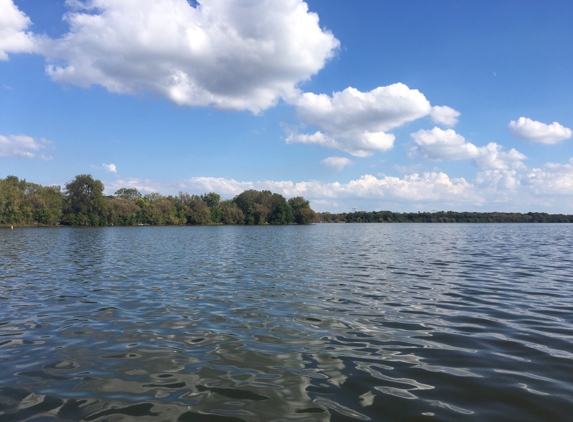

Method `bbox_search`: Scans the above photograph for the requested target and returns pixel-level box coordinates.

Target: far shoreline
[2,174,573,226]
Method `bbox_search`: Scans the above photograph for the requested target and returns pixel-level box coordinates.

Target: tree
[200,192,220,208]
[146,198,178,225]
[186,195,210,225]
[220,200,244,224]
[109,197,140,225]
[288,196,310,211]
[233,190,273,224]
[0,176,25,224]
[293,207,316,224]
[268,193,294,224]
[201,192,222,223]
[233,190,258,224]
[115,188,142,201]
[144,192,164,203]
[176,192,209,224]
[63,174,107,225]
[288,196,315,224]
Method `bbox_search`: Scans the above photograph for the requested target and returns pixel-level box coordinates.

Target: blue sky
[1,0,572,212]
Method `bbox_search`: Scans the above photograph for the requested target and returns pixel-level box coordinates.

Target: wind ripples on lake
[1,224,572,421]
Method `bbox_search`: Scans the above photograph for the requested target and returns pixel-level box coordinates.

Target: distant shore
[2,174,572,227]
[3,211,573,229]
[316,210,573,223]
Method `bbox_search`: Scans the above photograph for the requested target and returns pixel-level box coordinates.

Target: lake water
[1,224,572,421]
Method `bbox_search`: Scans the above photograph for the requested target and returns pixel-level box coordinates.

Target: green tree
[200,192,220,208]
[114,188,142,201]
[177,192,210,225]
[220,200,244,224]
[186,195,210,225]
[294,207,316,224]
[22,183,63,225]
[63,174,107,226]
[144,192,164,203]
[288,196,310,211]
[201,192,222,224]
[268,193,294,224]
[145,199,178,225]
[288,196,315,224]
[0,176,25,224]
[233,190,273,224]
[109,197,140,225]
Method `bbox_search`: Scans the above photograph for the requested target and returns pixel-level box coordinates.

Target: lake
[1,224,572,421]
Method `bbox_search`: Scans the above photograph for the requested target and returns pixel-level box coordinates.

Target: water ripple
[1,224,573,421]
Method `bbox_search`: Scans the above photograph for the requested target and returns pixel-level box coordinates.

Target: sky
[1,0,572,213]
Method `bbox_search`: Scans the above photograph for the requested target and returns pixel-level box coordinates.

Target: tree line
[2,174,572,227]
[0,174,316,226]
[316,210,573,223]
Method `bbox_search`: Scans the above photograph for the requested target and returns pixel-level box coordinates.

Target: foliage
[62,174,107,225]
[109,197,140,225]
[220,200,244,224]
[288,196,316,224]
[179,193,210,225]
[233,190,297,225]
[315,210,573,224]
[6,173,572,227]
[0,176,63,226]
[201,192,222,223]
[114,188,142,201]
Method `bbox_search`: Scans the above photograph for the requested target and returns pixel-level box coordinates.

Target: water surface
[1,224,572,421]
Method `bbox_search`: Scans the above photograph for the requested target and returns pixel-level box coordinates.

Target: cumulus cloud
[287,130,395,157]
[410,127,526,170]
[35,0,339,113]
[410,127,477,161]
[524,159,573,195]
[430,105,460,126]
[508,117,572,144]
[475,170,520,191]
[320,156,352,171]
[472,143,526,171]
[288,84,460,156]
[289,84,427,156]
[0,134,52,160]
[105,155,573,212]
[0,0,37,60]
[102,163,117,173]
[173,172,479,206]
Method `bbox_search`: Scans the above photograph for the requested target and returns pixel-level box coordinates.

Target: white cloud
[0,0,37,60]
[430,105,460,126]
[288,84,460,156]
[0,134,52,160]
[102,163,117,173]
[410,127,526,170]
[508,117,572,144]
[523,158,573,195]
[475,170,520,191]
[289,84,428,156]
[287,130,395,157]
[472,159,573,208]
[104,155,573,212]
[106,173,477,205]
[35,0,339,113]
[320,156,352,171]
[173,172,480,208]
[410,127,477,161]
[472,143,526,171]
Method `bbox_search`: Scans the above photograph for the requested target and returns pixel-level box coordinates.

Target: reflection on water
[1,224,573,421]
